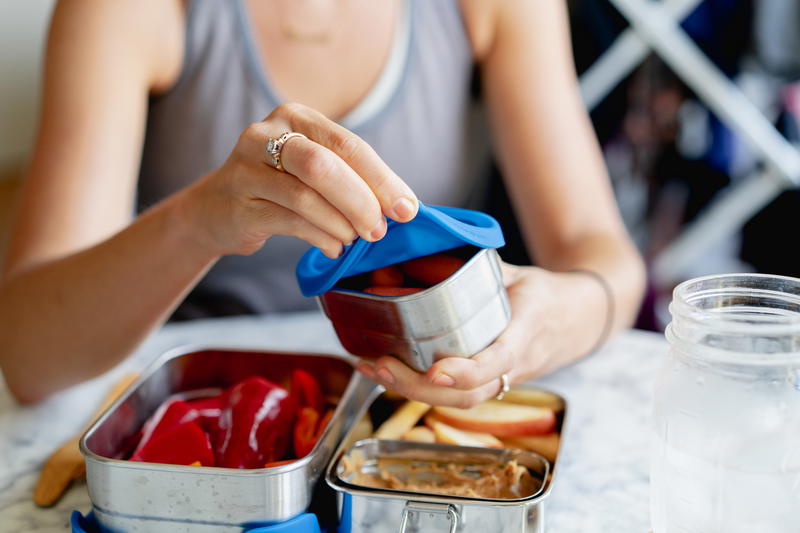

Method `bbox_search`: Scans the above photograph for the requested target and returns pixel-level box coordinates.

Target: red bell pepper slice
[187,395,223,434]
[318,408,334,434]
[131,421,215,466]
[290,369,324,413]
[369,265,405,287]
[130,397,198,458]
[363,286,423,296]
[293,407,320,458]
[293,407,335,458]
[400,253,466,287]
[264,459,296,468]
[213,376,295,469]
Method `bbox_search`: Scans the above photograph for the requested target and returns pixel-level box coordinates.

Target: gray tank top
[138,0,490,318]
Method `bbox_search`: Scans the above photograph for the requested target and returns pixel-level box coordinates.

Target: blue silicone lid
[296,203,504,296]
[246,513,321,533]
[71,511,101,533]
[71,511,323,533]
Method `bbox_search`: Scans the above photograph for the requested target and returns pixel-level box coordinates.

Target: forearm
[0,193,218,403]
[545,231,646,332]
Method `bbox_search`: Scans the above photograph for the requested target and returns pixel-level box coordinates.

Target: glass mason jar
[651,274,800,533]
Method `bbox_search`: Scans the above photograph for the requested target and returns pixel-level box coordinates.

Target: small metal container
[329,439,550,533]
[325,388,568,533]
[318,247,511,371]
[80,347,378,533]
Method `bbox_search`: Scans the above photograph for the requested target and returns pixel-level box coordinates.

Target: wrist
[561,269,614,354]
[506,267,566,379]
[159,181,225,264]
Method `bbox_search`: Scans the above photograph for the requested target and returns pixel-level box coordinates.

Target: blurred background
[2,0,799,331]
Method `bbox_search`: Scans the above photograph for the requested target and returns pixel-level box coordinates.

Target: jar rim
[669,273,800,360]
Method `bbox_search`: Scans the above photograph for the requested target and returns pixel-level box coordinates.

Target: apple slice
[425,415,503,448]
[401,426,436,443]
[347,414,374,447]
[500,388,565,411]
[374,400,430,440]
[501,433,560,463]
[431,400,556,437]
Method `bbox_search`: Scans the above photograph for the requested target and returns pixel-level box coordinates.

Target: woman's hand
[356,262,607,408]
[177,102,419,259]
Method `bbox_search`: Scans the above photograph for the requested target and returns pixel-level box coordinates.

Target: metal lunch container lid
[295,203,505,296]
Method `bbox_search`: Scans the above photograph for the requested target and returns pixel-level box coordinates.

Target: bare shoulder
[457,0,499,61]
[2,0,188,276]
[458,0,569,61]
[50,0,185,92]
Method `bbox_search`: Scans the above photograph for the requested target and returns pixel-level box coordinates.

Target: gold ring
[266,131,307,172]
[495,373,510,400]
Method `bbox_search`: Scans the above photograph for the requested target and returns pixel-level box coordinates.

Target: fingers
[279,135,387,242]
[500,260,521,285]
[352,265,555,408]
[425,268,551,391]
[273,103,419,223]
[236,103,420,256]
[356,268,543,405]
[244,164,358,245]
[237,119,386,243]
[254,201,344,259]
[425,339,517,392]
[357,357,504,408]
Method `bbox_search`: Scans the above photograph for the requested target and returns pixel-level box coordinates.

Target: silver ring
[266,131,307,172]
[495,373,510,401]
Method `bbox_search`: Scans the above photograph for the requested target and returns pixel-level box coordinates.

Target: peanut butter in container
[325,385,568,533]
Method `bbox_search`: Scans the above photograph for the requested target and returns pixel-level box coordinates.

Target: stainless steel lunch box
[318,247,511,372]
[80,347,376,533]
[325,387,568,533]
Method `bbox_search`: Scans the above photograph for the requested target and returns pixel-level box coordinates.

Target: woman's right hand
[178,102,419,259]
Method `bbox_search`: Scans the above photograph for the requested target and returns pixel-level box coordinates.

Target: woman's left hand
[356,262,593,408]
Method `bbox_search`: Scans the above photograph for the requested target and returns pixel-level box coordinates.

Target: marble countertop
[0,312,666,532]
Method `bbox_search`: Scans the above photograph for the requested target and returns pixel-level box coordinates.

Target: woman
[0,0,645,405]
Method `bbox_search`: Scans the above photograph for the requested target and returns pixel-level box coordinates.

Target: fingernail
[324,246,342,259]
[431,373,455,387]
[391,198,416,221]
[376,367,395,385]
[369,218,387,241]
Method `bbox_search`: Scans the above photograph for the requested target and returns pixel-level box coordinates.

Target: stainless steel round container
[317,248,511,371]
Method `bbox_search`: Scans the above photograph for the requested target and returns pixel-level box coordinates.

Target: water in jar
[651,355,800,532]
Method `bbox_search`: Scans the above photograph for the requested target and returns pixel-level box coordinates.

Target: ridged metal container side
[318,248,511,371]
